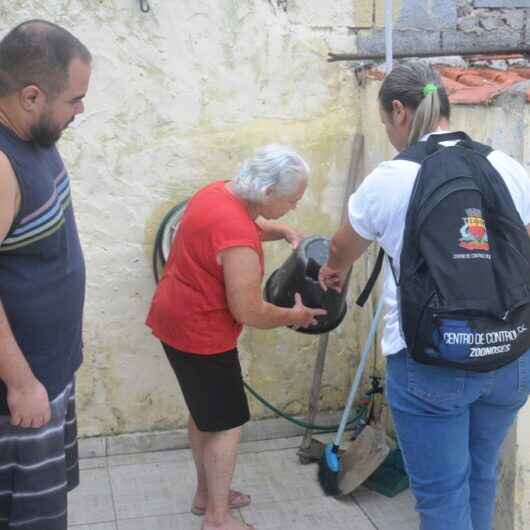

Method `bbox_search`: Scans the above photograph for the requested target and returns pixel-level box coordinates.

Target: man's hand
[7,378,51,428]
[291,293,327,328]
[319,263,348,293]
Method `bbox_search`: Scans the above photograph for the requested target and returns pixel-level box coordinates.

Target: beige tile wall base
[78,411,343,458]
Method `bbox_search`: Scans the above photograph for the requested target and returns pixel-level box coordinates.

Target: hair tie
[422,83,438,96]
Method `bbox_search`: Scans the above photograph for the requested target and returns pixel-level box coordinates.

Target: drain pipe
[385,0,393,73]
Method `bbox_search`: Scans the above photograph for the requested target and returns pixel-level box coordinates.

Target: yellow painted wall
[1,1,369,437]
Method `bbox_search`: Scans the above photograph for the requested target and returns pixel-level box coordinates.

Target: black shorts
[162,343,250,432]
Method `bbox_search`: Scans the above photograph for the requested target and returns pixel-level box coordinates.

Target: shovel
[338,421,394,495]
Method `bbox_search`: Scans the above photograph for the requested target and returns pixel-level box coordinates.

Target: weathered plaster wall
[515,103,530,530]
[516,401,530,530]
[0,1,368,437]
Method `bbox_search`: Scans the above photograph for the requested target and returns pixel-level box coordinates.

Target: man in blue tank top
[0,20,91,530]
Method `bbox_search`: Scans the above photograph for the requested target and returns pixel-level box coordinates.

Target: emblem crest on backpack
[459,208,490,251]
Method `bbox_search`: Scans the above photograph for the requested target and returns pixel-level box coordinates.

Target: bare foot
[202,513,255,530]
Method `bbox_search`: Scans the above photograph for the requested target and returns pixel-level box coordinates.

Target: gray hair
[378,62,450,146]
[232,144,310,202]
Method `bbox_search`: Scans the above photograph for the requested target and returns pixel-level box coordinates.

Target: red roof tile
[441,77,469,93]
[436,66,528,104]
[363,63,530,105]
[455,74,490,87]
[512,68,530,79]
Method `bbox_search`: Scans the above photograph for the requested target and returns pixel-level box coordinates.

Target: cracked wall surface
[0,0,365,437]
[3,0,527,440]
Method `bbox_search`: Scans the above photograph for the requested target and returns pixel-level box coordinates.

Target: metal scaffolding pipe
[385,0,393,73]
[328,48,530,63]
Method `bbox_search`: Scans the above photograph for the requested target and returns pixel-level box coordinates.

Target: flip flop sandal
[191,490,252,516]
[200,523,256,530]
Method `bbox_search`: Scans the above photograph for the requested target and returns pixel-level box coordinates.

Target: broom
[318,296,385,495]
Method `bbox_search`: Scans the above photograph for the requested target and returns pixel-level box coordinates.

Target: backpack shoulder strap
[398,132,494,161]
[356,248,385,307]
[469,140,493,157]
[394,142,429,164]
[424,131,493,158]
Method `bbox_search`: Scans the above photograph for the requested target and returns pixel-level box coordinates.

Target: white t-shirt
[348,133,530,356]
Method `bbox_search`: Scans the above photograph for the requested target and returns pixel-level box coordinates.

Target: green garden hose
[243,381,371,432]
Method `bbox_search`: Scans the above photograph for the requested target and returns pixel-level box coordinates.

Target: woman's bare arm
[220,246,326,329]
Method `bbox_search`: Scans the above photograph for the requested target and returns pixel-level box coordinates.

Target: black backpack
[359,132,530,372]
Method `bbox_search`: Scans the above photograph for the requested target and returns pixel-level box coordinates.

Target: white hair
[231,144,310,202]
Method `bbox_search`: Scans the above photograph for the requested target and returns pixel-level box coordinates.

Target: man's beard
[30,113,68,148]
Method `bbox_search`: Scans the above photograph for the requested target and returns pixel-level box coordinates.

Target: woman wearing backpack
[319,62,530,530]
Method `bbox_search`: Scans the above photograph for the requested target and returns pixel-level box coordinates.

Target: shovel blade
[338,423,393,495]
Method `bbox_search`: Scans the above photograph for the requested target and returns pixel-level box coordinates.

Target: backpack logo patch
[459,208,490,251]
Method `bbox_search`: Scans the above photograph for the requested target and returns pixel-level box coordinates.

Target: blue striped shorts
[0,380,79,530]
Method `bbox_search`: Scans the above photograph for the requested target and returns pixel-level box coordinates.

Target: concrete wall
[1,0,526,440]
[355,0,529,55]
[516,403,530,530]
[515,103,530,530]
[0,1,370,437]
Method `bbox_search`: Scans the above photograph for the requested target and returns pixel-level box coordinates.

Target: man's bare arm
[0,152,51,428]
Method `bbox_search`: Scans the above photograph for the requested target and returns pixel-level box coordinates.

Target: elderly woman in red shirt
[146,144,325,530]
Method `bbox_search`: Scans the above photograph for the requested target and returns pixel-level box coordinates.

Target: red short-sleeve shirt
[146,180,264,354]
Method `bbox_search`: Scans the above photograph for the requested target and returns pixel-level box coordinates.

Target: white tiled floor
[68,437,418,530]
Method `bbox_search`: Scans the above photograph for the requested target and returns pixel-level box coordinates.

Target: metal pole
[385,0,393,73]
[298,332,329,462]
[298,134,365,464]
[333,297,385,447]
[327,47,530,63]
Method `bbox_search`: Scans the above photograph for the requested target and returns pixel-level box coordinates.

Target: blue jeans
[385,349,530,530]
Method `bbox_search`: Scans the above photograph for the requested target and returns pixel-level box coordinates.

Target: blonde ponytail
[408,88,441,145]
